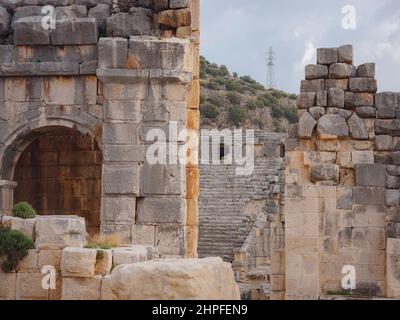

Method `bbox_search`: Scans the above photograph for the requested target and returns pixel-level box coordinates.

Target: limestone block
[329,63,356,79]
[104,99,140,121]
[12,17,50,45]
[62,276,102,300]
[317,114,349,139]
[0,272,16,300]
[355,164,386,187]
[310,164,339,183]
[50,18,98,45]
[299,112,317,138]
[338,109,352,120]
[345,92,374,108]
[337,188,353,210]
[88,4,110,32]
[387,175,400,189]
[37,62,79,75]
[101,257,240,300]
[376,92,397,119]
[102,122,139,145]
[348,113,368,140]
[8,217,35,240]
[55,5,88,19]
[106,11,152,37]
[387,239,400,298]
[136,196,185,225]
[300,79,325,92]
[38,250,62,270]
[102,164,139,196]
[328,87,344,108]
[132,224,156,246]
[18,249,39,273]
[326,79,348,90]
[376,135,393,151]
[158,8,191,28]
[170,0,189,8]
[316,91,327,107]
[354,187,385,205]
[61,247,97,278]
[349,78,377,93]
[35,216,86,250]
[103,145,145,162]
[356,106,376,118]
[76,0,112,7]
[156,225,186,256]
[101,196,136,223]
[141,164,184,195]
[0,6,11,35]
[16,273,48,300]
[128,36,192,72]
[297,92,315,109]
[338,45,353,64]
[357,63,375,78]
[305,64,328,80]
[386,189,400,206]
[155,0,169,11]
[375,120,400,136]
[101,224,132,246]
[351,151,374,165]
[98,37,128,69]
[317,48,338,65]
[309,107,325,120]
[112,246,149,266]
[95,249,112,276]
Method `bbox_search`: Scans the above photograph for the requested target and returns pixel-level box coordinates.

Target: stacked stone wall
[286,44,400,299]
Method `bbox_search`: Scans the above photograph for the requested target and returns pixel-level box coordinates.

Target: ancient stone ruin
[0,0,400,302]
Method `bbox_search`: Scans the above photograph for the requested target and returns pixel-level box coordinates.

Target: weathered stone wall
[286,44,400,299]
[0,0,200,257]
[13,128,102,234]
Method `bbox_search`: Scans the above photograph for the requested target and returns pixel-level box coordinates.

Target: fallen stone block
[101,258,240,300]
[61,247,97,278]
[35,216,86,250]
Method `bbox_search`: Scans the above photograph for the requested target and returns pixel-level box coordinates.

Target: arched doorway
[12,126,102,234]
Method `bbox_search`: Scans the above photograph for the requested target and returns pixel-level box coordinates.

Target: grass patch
[12,202,36,219]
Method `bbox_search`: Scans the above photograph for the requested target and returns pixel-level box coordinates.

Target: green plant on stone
[0,227,35,272]
[12,202,36,219]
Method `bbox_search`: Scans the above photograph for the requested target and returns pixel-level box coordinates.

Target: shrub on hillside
[229,106,246,126]
[226,92,242,105]
[201,103,220,119]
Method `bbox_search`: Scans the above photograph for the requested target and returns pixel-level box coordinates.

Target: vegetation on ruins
[0,226,35,272]
[12,202,36,219]
[200,56,298,131]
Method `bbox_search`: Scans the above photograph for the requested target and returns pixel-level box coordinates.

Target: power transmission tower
[266,47,276,89]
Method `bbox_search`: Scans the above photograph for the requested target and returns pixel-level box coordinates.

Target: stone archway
[5,126,102,234]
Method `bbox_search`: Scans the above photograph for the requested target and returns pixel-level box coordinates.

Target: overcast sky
[200,0,400,94]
